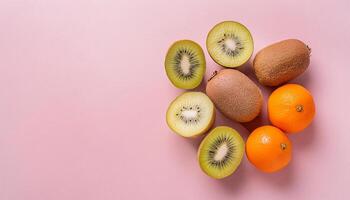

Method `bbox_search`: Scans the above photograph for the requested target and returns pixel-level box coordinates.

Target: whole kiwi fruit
[206,69,263,122]
[253,39,311,86]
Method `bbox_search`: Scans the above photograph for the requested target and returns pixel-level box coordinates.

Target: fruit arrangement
[165,21,316,179]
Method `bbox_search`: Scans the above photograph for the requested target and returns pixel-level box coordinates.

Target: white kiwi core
[214,143,229,161]
[182,109,198,119]
[180,55,191,75]
[224,38,237,51]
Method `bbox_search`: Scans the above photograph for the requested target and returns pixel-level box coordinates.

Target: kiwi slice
[166,92,215,137]
[198,126,245,179]
[206,21,254,68]
[165,40,206,89]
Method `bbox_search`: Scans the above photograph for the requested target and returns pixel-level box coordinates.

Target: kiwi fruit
[165,40,206,89]
[206,69,263,122]
[253,39,311,86]
[206,21,254,68]
[198,126,245,179]
[166,92,215,137]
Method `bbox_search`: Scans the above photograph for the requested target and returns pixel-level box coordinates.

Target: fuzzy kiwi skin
[253,39,311,86]
[206,69,263,123]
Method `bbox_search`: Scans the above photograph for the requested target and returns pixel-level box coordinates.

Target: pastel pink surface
[0,0,349,199]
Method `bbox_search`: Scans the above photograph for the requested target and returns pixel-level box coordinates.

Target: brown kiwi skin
[253,39,311,86]
[206,69,263,123]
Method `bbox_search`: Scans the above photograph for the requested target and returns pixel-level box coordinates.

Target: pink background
[0,0,349,199]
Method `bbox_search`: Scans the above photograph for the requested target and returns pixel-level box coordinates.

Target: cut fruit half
[165,40,206,89]
[166,92,215,137]
[198,126,245,179]
[206,21,254,68]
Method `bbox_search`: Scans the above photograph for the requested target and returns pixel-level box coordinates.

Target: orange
[246,125,292,173]
[268,84,315,133]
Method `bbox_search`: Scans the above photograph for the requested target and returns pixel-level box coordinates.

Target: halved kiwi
[198,126,245,179]
[166,92,215,137]
[206,21,253,68]
[165,40,206,89]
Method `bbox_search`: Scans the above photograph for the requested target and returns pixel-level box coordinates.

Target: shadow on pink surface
[291,122,317,149]
[217,158,248,194]
[257,163,296,188]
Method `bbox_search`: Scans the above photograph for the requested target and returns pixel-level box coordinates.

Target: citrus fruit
[246,125,292,173]
[268,84,315,133]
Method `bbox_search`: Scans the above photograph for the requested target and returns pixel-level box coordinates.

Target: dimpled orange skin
[246,126,292,173]
[268,84,316,133]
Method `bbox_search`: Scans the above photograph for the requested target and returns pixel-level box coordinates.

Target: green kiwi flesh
[165,40,206,89]
[198,126,245,179]
[206,21,254,68]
